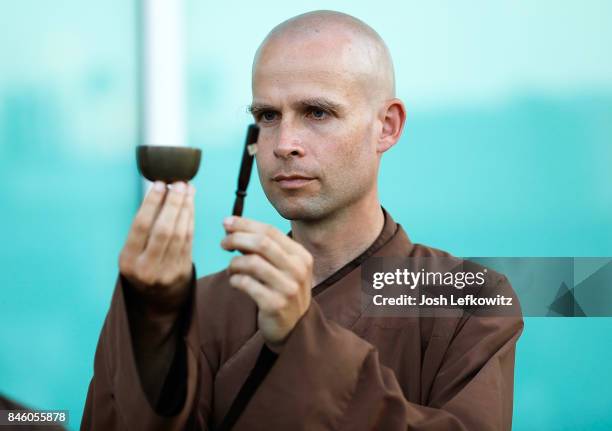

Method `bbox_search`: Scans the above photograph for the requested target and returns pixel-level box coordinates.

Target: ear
[377,98,406,154]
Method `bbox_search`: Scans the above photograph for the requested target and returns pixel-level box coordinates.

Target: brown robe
[81,209,523,430]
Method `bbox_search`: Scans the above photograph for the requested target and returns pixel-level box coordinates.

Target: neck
[290,191,385,286]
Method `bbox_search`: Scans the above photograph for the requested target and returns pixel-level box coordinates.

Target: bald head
[253,10,396,100]
[249,11,406,223]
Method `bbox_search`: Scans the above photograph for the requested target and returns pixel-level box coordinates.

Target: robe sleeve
[234,277,523,431]
[80,274,204,431]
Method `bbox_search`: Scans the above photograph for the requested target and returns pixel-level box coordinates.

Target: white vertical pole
[141,0,186,191]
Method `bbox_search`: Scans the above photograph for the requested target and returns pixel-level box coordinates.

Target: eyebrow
[248,97,345,117]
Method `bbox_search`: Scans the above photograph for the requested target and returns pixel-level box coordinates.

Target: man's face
[251,34,381,221]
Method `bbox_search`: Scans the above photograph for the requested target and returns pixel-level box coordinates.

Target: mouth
[272,173,316,190]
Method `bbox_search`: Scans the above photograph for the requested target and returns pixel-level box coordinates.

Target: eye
[307,108,328,120]
[258,111,278,123]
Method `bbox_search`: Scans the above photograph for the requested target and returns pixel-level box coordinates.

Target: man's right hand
[119,181,195,318]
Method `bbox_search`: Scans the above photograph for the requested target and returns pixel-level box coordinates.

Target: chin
[268,195,331,222]
[272,201,316,221]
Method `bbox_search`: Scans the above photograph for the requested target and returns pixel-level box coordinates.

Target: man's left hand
[221,216,313,353]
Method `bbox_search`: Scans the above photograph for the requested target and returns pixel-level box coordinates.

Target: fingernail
[174,182,186,193]
[154,181,165,192]
[223,216,234,227]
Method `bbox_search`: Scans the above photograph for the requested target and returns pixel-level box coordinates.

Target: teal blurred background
[1,1,611,429]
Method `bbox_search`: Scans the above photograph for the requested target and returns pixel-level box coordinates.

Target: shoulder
[409,241,518,301]
[406,242,523,341]
[409,242,455,258]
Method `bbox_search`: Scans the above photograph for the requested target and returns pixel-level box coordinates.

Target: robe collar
[298,206,414,329]
[315,206,401,296]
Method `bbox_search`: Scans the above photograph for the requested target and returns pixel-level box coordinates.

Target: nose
[273,120,305,159]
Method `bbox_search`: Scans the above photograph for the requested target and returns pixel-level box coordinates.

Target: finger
[181,185,195,257]
[229,274,286,313]
[124,181,167,254]
[228,254,296,295]
[143,182,188,262]
[166,186,194,260]
[221,231,289,271]
[223,216,305,257]
[181,206,194,259]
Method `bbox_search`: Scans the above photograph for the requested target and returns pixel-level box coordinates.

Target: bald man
[82,11,523,431]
